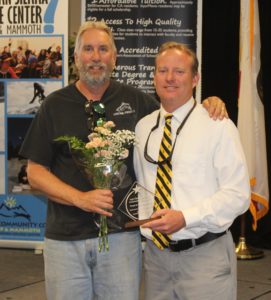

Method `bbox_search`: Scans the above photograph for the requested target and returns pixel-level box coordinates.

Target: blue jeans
[44,231,142,300]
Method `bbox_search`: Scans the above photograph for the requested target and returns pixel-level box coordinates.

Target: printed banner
[83,0,202,97]
[0,194,47,241]
[0,0,68,247]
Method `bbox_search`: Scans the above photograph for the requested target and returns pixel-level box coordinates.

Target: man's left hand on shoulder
[202,96,229,120]
[142,209,186,235]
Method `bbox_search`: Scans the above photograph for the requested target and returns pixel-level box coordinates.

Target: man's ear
[192,73,200,89]
[74,51,78,67]
[113,52,117,68]
[153,73,157,88]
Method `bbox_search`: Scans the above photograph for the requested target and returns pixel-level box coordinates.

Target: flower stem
[98,215,109,252]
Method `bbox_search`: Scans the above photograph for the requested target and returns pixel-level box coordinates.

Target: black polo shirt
[20,80,159,241]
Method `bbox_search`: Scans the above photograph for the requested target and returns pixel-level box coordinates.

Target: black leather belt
[168,231,227,252]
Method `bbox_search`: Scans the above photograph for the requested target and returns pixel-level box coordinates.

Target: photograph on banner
[7,118,34,194]
[0,36,63,79]
[7,81,62,115]
[0,155,4,195]
[0,81,3,101]
[0,82,4,151]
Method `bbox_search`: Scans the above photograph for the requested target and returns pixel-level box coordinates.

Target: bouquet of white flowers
[55,121,136,251]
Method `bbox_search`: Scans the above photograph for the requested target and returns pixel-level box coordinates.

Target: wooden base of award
[125,216,161,229]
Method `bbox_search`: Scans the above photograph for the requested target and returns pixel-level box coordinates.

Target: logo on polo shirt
[113,102,135,116]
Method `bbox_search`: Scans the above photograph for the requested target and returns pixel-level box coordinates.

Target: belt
[168,231,227,252]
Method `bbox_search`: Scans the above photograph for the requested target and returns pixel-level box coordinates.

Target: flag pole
[235,213,264,260]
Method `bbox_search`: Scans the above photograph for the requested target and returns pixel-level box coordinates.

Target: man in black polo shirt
[20,21,228,300]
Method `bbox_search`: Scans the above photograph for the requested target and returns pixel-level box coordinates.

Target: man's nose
[91,49,101,61]
[165,70,175,82]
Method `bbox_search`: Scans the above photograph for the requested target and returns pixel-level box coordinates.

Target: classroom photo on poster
[0,36,63,79]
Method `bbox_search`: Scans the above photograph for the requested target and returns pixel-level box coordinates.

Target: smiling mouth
[89,66,104,71]
[165,86,178,90]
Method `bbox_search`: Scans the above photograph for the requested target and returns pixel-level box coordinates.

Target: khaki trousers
[143,231,236,300]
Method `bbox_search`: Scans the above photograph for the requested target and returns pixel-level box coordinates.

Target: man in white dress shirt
[134,42,250,300]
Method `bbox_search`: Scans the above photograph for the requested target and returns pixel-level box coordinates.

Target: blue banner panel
[0,194,47,241]
[0,0,69,248]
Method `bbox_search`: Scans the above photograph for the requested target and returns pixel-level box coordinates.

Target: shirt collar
[160,97,195,125]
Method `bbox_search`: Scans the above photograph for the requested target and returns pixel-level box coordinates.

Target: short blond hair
[74,21,117,54]
[155,41,198,76]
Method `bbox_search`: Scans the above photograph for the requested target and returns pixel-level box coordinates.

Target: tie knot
[165,114,173,124]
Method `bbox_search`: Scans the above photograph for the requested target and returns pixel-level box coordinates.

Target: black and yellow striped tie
[152,113,173,250]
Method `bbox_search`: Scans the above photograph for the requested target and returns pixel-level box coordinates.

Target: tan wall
[69,0,82,36]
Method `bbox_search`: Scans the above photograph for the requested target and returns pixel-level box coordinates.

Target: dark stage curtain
[202,0,271,248]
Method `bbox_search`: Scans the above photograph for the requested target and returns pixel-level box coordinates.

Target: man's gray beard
[78,63,112,88]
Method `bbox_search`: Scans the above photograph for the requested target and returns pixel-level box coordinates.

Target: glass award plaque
[117,182,160,229]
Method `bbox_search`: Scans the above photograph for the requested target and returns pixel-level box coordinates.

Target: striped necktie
[152,113,173,250]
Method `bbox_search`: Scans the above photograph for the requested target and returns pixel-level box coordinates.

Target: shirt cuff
[182,206,202,228]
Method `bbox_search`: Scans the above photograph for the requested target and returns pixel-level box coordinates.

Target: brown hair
[155,41,199,76]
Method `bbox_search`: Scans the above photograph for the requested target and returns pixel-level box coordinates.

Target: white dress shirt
[134,98,250,241]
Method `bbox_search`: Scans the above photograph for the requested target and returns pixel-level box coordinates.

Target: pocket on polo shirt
[173,153,206,187]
